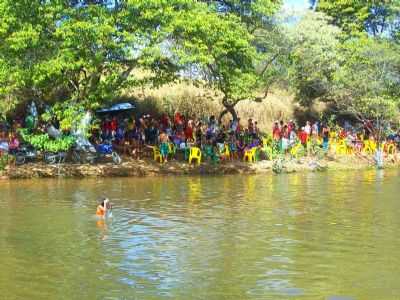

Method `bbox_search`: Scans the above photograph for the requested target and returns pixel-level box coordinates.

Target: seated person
[0,132,9,154]
[8,133,20,154]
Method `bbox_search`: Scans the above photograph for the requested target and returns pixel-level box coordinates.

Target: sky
[283,0,309,11]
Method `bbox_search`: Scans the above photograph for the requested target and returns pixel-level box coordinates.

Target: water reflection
[0,170,399,299]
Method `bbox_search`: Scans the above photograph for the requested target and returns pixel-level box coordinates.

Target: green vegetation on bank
[0,0,399,130]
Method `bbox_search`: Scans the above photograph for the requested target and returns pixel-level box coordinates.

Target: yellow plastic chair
[363,140,377,155]
[387,143,396,155]
[346,145,354,155]
[362,140,371,154]
[335,140,346,155]
[243,147,257,163]
[370,141,377,152]
[290,143,303,159]
[152,147,163,163]
[188,147,202,165]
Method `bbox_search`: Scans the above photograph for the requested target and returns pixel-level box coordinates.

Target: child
[96,198,111,217]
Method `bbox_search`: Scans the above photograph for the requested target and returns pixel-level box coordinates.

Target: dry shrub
[124,82,296,131]
[234,90,296,132]
[125,82,222,119]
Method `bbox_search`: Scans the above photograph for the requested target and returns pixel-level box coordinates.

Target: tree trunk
[219,99,238,123]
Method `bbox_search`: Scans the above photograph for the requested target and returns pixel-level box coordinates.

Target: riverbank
[1,154,399,180]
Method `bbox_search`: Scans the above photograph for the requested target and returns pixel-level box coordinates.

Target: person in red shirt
[160,113,169,130]
[298,127,308,145]
[272,121,281,141]
[110,117,118,131]
[185,120,194,141]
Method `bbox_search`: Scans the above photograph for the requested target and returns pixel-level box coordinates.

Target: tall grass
[123,83,296,131]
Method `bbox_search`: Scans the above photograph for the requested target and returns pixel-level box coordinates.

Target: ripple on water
[1,171,400,299]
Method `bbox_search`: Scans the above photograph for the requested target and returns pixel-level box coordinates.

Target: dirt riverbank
[1,154,399,180]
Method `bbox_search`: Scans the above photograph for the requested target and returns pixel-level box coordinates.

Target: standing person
[289,125,297,147]
[248,119,254,135]
[287,120,294,134]
[311,121,319,137]
[304,121,311,136]
[96,198,111,217]
[254,121,260,138]
[195,122,203,147]
[185,120,194,142]
[322,124,330,151]
[272,121,281,141]
[159,131,170,162]
[281,124,289,153]
[299,127,308,146]
[0,131,9,154]
[110,117,118,138]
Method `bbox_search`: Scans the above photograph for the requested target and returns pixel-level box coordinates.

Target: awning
[96,102,135,113]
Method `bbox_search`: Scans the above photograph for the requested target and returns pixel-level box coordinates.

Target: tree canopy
[0,0,399,127]
[316,0,400,38]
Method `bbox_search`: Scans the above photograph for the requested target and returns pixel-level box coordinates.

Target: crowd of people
[1,110,400,163]
[94,112,400,161]
[93,113,263,161]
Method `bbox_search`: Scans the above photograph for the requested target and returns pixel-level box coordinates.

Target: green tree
[285,12,341,105]
[0,0,193,120]
[203,0,282,32]
[0,0,284,123]
[171,5,259,120]
[332,37,400,106]
[316,0,400,38]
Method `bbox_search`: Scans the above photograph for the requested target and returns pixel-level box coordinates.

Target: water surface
[0,170,399,299]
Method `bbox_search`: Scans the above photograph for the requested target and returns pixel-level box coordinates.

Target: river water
[0,170,399,300]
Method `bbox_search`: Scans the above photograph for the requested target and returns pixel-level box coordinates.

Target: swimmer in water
[96,197,112,216]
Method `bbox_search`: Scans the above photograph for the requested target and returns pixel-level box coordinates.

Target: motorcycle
[72,141,121,165]
[43,151,67,164]
[13,145,38,165]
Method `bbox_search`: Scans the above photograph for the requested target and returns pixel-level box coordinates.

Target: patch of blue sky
[283,0,309,11]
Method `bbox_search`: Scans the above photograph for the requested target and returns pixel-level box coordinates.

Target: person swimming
[96,197,112,216]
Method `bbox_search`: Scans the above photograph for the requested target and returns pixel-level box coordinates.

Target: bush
[19,129,75,152]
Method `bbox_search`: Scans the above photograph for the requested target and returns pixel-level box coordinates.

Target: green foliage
[333,37,400,101]
[0,0,199,116]
[0,0,282,121]
[203,0,282,30]
[285,12,341,104]
[42,102,87,131]
[354,96,398,121]
[331,37,400,124]
[0,154,11,171]
[283,10,400,125]
[317,0,400,38]
[19,129,76,152]
[171,5,259,113]
[0,0,398,128]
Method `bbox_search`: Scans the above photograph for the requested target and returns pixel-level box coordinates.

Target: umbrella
[96,103,135,113]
